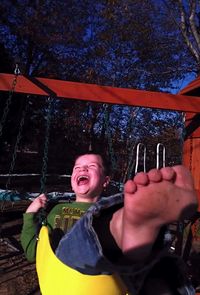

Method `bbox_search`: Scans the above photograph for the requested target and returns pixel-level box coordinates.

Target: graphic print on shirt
[53,206,86,233]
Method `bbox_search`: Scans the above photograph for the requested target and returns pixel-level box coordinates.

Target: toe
[124,180,137,194]
[160,167,175,181]
[148,169,162,182]
[134,172,149,186]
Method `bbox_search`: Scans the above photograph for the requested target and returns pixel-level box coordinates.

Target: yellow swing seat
[36,226,129,295]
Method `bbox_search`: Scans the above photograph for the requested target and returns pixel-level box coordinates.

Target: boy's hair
[74,150,110,176]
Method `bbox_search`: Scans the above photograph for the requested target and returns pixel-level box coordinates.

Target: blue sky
[165,73,197,94]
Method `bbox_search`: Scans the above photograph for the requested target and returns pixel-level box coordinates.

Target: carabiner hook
[156,143,166,169]
[14,64,20,75]
[135,143,147,174]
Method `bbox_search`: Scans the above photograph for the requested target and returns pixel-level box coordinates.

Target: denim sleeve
[56,194,127,275]
[55,194,195,295]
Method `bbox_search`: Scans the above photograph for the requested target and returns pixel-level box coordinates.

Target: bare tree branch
[189,0,200,55]
[178,0,200,62]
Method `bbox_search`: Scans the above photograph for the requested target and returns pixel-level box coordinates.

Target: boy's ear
[103,176,111,188]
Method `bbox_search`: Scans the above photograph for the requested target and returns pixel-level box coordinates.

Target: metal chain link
[0,65,20,139]
[40,97,54,193]
[6,97,29,190]
[104,104,117,173]
[124,107,141,181]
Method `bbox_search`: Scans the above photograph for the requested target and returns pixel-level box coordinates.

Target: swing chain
[6,97,29,189]
[40,97,54,194]
[0,65,20,139]
[104,104,117,173]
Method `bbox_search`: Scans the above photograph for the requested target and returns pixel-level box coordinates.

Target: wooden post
[183,112,200,211]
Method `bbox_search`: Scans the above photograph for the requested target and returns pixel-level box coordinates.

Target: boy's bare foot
[110,166,198,261]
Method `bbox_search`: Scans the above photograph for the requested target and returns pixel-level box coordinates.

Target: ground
[0,200,200,295]
[0,201,40,295]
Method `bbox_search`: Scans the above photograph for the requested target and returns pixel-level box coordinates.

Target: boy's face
[71,154,110,202]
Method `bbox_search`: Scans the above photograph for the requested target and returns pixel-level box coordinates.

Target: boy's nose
[80,165,88,171]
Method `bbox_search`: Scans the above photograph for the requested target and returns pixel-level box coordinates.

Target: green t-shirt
[20,202,92,262]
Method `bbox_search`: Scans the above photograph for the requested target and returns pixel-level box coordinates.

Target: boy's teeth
[78,175,89,181]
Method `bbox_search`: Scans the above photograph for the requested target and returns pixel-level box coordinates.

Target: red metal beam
[0,73,200,113]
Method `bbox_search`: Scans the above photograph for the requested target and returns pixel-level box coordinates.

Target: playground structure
[179,79,200,212]
[0,72,199,207]
[0,72,200,294]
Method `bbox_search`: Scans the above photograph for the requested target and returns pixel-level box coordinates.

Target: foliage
[0,0,198,86]
[0,0,194,190]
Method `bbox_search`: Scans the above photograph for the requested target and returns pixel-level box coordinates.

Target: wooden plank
[0,73,200,113]
[183,137,200,211]
[185,113,200,138]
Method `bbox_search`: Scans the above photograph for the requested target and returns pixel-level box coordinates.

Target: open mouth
[77,175,89,185]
